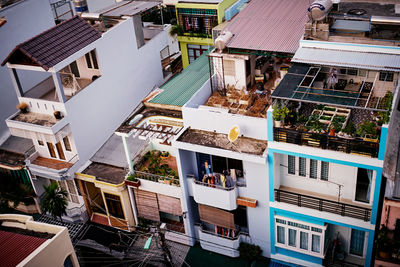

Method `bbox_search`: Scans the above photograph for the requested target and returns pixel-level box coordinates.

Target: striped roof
[224,0,310,53]
[148,51,210,107]
[2,16,101,70]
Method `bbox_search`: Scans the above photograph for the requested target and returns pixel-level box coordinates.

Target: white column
[128,186,139,226]
[122,135,134,174]
[8,67,23,97]
[52,72,66,102]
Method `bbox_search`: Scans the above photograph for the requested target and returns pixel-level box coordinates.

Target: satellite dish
[228,126,240,142]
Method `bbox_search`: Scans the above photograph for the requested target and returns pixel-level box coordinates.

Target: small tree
[239,242,262,266]
[40,182,68,221]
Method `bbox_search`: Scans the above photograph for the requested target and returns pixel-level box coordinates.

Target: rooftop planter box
[125,174,140,187]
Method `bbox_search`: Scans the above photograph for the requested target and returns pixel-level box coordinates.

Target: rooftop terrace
[177,128,267,155]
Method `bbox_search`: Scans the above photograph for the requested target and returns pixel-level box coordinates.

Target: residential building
[169,0,309,259]
[175,0,236,68]
[0,0,55,145]
[376,74,400,266]
[268,1,398,266]
[1,1,171,221]
[0,214,79,267]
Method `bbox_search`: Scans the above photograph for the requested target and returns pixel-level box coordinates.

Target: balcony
[275,189,371,222]
[6,110,68,137]
[191,178,238,210]
[274,127,380,158]
[197,224,242,258]
[26,151,78,180]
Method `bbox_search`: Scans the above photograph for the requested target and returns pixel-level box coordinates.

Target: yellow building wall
[179,36,213,68]
[100,187,135,229]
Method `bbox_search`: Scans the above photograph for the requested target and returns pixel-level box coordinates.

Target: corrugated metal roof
[101,1,159,17]
[1,16,101,70]
[292,47,400,71]
[0,230,47,267]
[224,0,310,53]
[149,51,210,106]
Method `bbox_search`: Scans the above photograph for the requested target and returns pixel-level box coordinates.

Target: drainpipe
[122,135,134,174]
[121,135,138,226]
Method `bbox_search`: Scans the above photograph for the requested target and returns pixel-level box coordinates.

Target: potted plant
[341,122,356,138]
[357,120,378,142]
[160,151,170,159]
[53,111,63,120]
[16,102,29,114]
[272,103,289,127]
[376,226,392,259]
[169,24,184,36]
[125,174,140,187]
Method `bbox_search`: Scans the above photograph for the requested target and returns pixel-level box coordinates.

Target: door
[349,229,365,256]
[56,142,66,160]
[355,168,372,203]
[47,142,56,158]
[69,61,80,78]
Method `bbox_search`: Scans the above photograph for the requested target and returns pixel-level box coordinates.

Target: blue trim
[267,109,273,142]
[270,259,300,267]
[378,126,388,160]
[268,148,382,171]
[371,168,383,225]
[365,229,375,267]
[275,209,324,226]
[301,39,400,51]
[268,153,274,202]
[270,207,373,232]
[275,247,322,265]
[270,208,276,254]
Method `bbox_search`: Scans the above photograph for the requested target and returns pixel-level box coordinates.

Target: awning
[292,47,400,72]
[198,204,235,229]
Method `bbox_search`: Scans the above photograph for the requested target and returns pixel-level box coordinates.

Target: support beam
[52,72,66,103]
[128,186,139,226]
[122,135,134,174]
[8,68,23,97]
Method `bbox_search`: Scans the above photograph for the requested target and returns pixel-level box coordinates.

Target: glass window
[277,226,285,244]
[312,234,321,253]
[63,136,71,151]
[358,69,367,77]
[310,159,318,179]
[350,229,365,256]
[90,50,99,69]
[347,69,357,76]
[38,140,44,146]
[321,161,329,181]
[288,155,295,175]
[276,218,286,224]
[104,193,125,219]
[85,53,92,68]
[299,157,306,177]
[300,232,308,250]
[379,72,394,82]
[289,229,296,247]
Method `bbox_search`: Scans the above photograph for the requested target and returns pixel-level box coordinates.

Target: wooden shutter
[198,204,235,229]
[157,194,182,216]
[134,189,160,221]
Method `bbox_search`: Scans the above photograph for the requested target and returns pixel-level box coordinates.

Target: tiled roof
[0,230,47,267]
[2,16,101,70]
[224,0,310,53]
[148,50,210,107]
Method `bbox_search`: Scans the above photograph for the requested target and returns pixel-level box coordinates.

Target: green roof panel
[149,50,210,107]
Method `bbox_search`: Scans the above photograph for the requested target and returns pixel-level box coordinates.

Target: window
[347,69,357,76]
[350,229,365,256]
[104,193,125,219]
[63,136,71,151]
[56,141,65,160]
[223,60,235,76]
[58,180,79,203]
[85,50,99,70]
[47,142,56,158]
[38,140,44,146]
[379,72,394,82]
[288,155,295,175]
[275,216,326,257]
[187,45,209,64]
[321,161,329,181]
[310,159,318,179]
[299,157,306,177]
[358,69,367,77]
[355,168,373,203]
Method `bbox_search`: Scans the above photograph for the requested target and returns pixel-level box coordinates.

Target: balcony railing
[275,189,371,222]
[193,179,236,191]
[134,170,180,186]
[274,127,379,158]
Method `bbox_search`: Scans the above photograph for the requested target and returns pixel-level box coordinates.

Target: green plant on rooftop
[272,101,290,123]
[342,122,356,137]
[40,181,67,222]
[170,24,184,36]
[239,242,262,267]
[138,150,178,180]
[357,120,378,140]
[377,91,394,125]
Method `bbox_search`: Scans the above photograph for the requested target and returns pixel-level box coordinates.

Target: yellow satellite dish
[228,126,240,142]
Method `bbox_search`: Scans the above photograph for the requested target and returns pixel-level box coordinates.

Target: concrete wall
[243,160,271,257]
[277,154,376,205]
[86,0,116,13]
[380,200,400,230]
[63,17,166,176]
[0,0,55,144]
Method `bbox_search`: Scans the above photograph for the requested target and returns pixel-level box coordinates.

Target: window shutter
[134,189,160,221]
[288,155,295,174]
[299,157,306,177]
[310,159,318,179]
[198,204,235,229]
[321,161,329,181]
[157,194,182,216]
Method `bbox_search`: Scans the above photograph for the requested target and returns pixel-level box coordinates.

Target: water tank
[308,0,333,21]
[74,0,88,13]
[215,31,233,51]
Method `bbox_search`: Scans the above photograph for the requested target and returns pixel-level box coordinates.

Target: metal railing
[275,189,371,222]
[198,224,240,240]
[192,178,236,191]
[273,127,379,158]
[133,170,180,186]
[65,203,85,217]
